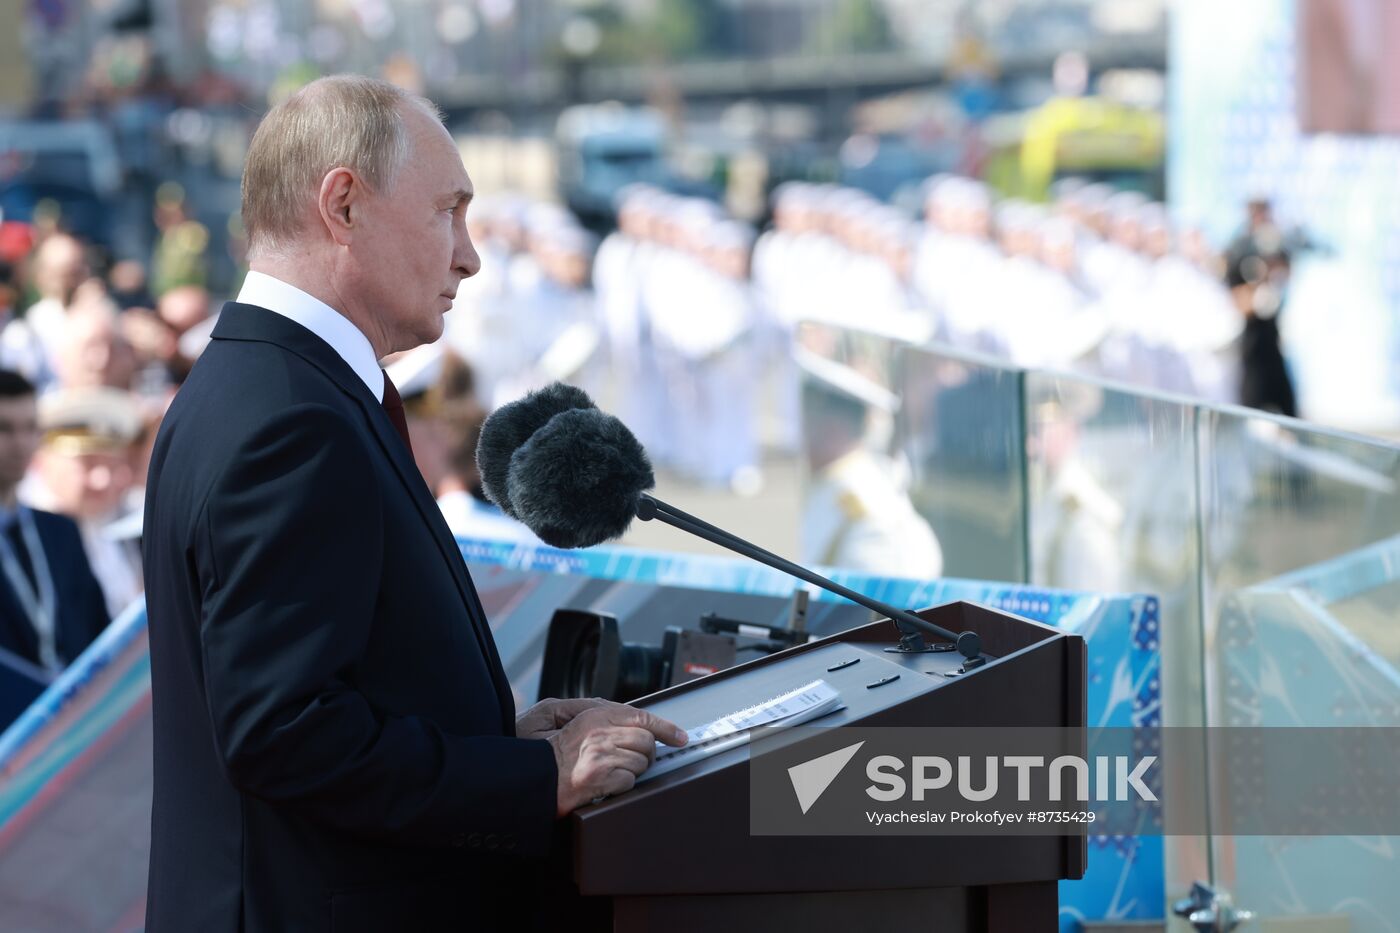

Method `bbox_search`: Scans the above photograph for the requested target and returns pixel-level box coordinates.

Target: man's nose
[455,230,481,280]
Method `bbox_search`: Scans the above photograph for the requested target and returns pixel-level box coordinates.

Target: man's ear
[318,167,362,246]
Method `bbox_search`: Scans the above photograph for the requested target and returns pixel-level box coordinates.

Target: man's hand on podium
[546,703,688,817]
[516,697,614,740]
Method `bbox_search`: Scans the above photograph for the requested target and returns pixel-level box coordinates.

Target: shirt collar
[237,270,384,402]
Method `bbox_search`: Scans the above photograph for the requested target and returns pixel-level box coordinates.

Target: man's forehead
[405,121,471,194]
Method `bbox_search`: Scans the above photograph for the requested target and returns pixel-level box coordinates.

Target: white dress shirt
[237,271,384,402]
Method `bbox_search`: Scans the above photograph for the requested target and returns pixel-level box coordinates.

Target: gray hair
[240,75,442,254]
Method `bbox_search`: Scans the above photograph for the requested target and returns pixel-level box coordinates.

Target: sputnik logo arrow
[787,741,865,814]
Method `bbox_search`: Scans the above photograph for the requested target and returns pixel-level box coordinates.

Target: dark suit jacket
[0,508,109,668]
[143,302,558,932]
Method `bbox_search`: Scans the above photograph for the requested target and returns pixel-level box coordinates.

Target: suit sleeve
[196,402,557,854]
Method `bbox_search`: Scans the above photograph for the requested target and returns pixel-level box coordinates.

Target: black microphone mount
[635,494,982,661]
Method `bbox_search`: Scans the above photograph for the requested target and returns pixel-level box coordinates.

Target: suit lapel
[211,303,515,725]
[352,380,518,724]
[0,578,39,666]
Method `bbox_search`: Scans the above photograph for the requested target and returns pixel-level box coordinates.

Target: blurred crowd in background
[0,160,1306,639]
[1,0,1396,667]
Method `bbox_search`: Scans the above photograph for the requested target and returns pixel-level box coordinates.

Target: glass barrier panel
[1022,370,1211,909]
[1200,409,1400,931]
[794,322,953,582]
[897,345,1028,582]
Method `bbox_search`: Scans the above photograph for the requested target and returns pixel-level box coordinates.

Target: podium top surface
[568,603,1087,897]
[639,638,958,737]
[603,601,1076,800]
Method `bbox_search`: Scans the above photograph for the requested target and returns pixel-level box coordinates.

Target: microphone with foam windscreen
[476,383,981,661]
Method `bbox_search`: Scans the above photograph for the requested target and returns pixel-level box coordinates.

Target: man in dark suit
[0,370,109,672]
[143,76,685,932]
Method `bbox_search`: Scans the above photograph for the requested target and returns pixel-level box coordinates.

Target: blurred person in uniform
[884,211,927,310]
[918,178,999,343]
[594,186,659,427]
[1027,389,1124,593]
[754,183,835,330]
[0,370,109,672]
[751,182,809,310]
[441,195,509,381]
[503,203,569,301]
[684,219,761,491]
[25,387,144,618]
[1090,197,1172,388]
[978,200,1057,362]
[447,200,528,407]
[835,205,930,342]
[1231,197,1275,251]
[1031,216,1106,367]
[384,329,542,546]
[1081,190,1151,305]
[809,190,879,327]
[637,196,715,470]
[384,342,455,494]
[149,183,210,296]
[546,228,605,398]
[495,224,601,405]
[1138,210,1241,402]
[1075,183,1116,246]
[920,181,1103,369]
[1048,177,1088,223]
[472,206,597,409]
[797,349,943,579]
[1111,203,1196,395]
[437,396,542,544]
[1226,237,1297,417]
[594,185,654,357]
[751,183,819,454]
[912,175,958,319]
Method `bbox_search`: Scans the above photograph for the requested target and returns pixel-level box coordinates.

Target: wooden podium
[569,601,1087,933]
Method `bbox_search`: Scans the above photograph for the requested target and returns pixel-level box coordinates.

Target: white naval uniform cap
[536,224,597,257]
[39,387,144,454]
[1106,190,1149,222]
[707,221,756,251]
[1136,203,1171,236]
[1049,176,1089,204]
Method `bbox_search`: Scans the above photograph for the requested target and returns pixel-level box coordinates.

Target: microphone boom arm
[636,494,981,660]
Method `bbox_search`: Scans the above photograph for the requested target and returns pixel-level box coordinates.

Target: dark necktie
[381,370,414,457]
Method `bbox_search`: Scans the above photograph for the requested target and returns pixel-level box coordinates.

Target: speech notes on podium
[638,679,844,784]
